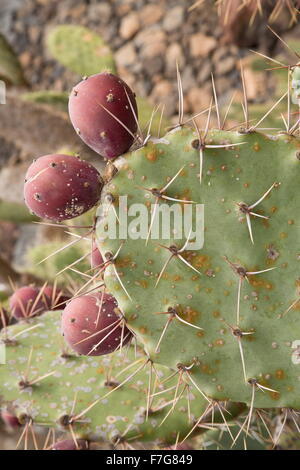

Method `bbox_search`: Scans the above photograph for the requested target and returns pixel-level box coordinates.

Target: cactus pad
[47,25,116,77]
[96,127,300,409]
[0,311,208,444]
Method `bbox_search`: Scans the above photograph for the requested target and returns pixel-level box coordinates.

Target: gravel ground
[1,0,300,121]
[0,0,243,118]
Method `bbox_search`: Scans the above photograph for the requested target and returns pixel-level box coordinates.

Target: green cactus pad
[200,423,269,450]
[25,241,91,286]
[0,200,39,224]
[47,25,116,77]
[22,91,69,113]
[0,33,26,86]
[96,126,300,409]
[0,311,209,443]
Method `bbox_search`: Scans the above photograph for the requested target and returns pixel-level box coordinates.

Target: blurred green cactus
[0,33,27,86]
[0,200,39,224]
[47,25,116,76]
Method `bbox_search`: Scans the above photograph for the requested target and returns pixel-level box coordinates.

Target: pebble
[134,26,166,48]
[166,43,184,72]
[215,55,236,76]
[87,3,112,24]
[119,12,140,40]
[115,43,137,67]
[190,33,217,57]
[141,41,167,60]
[163,6,185,32]
[187,84,212,114]
[139,4,164,26]
[151,80,176,116]
[197,60,212,84]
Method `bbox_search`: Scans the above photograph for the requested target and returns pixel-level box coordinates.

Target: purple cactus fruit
[68,72,138,160]
[51,439,89,450]
[91,240,104,269]
[9,286,50,320]
[1,410,21,429]
[61,293,132,356]
[43,286,70,310]
[24,154,102,222]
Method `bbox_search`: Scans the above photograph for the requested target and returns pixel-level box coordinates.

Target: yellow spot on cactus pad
[275,370,285,380]
[146,151,157,162]
[280,232,288,239]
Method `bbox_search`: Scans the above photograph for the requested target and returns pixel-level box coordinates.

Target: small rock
[143,56,164,75]
[119,12,140,40]
[190,33,217,57]
[215,55,236,76]
[212,46,229,64]
[197,60,212,84]
[115,3,131,16]
[115,43,137,68]
[135,27,166,48]
[215,77,230,94]
[139,4,164,26]
[141,41,167,60]
[102,23,119,44]
[239,67,264,101]
[181,66,196,93]
[88,3,112,23]
[135,77,152,98]
[69,4,86,20]
[163,6,185,32]
[166,43,184,72]
[187,85,212,114]
[151,80,176,116]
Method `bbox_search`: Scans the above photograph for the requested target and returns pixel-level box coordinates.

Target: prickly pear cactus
[0,311,208,444]
[14,56,300,447]
[96,127,300,409]
[47,25,116,76]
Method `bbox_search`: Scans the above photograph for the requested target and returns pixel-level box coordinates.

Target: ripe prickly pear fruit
[91,240,104,269]
[61,293,132,356]
[1,410,21,429]
[51,439,89,450]
[24,154,102,222]
[9,286,50,320]
[68,72,138,160]
[43,286,70,310]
